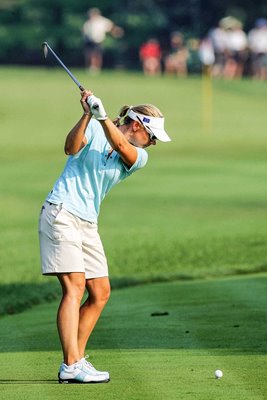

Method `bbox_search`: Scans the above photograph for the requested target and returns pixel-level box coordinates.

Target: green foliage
[0,0,267,67]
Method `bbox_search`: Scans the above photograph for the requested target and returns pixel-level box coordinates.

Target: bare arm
[99,119,137,167]
[64,114,91,155]
[85,91,137,167]
[64,91,92,155]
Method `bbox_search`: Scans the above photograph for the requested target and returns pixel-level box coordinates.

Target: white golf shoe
[58,359,109,384]
[81,355,110,381]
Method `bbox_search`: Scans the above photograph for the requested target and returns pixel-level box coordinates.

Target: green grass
[0,274,266,399]
[1,70,267,399]
[1,68,267,312]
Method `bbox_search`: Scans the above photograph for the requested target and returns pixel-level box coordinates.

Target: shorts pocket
[51,207,79,242]
[39,203,62,234]
[50,204,63,221]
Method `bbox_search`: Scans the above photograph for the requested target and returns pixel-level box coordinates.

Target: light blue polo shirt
[46,119,148,222]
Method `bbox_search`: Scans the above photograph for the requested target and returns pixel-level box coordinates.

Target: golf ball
[215,369,223,379]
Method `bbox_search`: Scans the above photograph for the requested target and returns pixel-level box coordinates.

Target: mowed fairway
[0,67,267,398]
[0,275,267,399]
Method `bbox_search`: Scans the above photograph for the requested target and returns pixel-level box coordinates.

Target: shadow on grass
[0,380,57,384]
[0,274,267,355]
[0,274,195,316]
[2,266,264,316]
[0,282,60,315]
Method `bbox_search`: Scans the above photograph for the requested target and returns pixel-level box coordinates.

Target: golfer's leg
[57,272,86,365]
[78,277,110,358]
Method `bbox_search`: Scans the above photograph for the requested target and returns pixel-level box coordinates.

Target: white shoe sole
[58,372,110,384]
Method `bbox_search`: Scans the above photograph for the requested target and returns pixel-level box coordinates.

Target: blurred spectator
[164,32,189,76]
[248,18,267,80]
[209,22,228,77]
[221,17,248,79]
[186,38,202,74]
[82,8,124,73]
[199,37,215,75]
[139,38,162,76]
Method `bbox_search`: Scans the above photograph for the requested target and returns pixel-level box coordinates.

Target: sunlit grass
[1,67,267,312]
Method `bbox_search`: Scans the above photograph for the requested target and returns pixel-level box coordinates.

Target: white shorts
[38,202,108,279]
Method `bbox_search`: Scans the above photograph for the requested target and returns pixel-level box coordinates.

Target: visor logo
[143,117,150,123]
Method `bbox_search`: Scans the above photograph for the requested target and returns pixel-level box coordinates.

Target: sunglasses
[136,116,157,141]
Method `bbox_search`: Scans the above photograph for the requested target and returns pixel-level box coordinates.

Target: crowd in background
[138,17,267,80]
[81,9,267,80]
[82,8,124,73]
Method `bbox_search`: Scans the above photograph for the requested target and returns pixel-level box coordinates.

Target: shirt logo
[143,117,150,123]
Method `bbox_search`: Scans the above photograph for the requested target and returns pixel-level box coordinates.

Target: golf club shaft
[43,42,84,91]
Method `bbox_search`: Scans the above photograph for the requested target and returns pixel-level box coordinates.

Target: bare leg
[57,273,86,365]
[78,276,110,358]
[89,49,103,72]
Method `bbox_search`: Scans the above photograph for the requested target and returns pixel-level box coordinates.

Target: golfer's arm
[64,114,91,155]
[100,119,137,167]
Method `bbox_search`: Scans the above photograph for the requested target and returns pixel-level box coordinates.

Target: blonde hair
[117,104,163,125]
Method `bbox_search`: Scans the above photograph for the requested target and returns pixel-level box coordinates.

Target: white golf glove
[87,95,107,120]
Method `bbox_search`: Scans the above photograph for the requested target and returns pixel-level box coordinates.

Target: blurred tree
[0,0,267,68]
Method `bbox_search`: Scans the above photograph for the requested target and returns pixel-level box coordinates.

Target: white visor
[127,109,171,142]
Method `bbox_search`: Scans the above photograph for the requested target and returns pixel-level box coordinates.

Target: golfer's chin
[128,140,150,149]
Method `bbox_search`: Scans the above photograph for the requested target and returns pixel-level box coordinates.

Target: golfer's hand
[87,95,108,121]
[80,90,92,115]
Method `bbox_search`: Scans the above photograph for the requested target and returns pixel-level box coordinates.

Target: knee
[61,279,85,302]
[102,284,111,304]
[71,282,86,301]
[96,284,111,306]
[88,281,111,307]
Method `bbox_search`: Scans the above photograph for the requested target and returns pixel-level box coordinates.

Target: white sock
[64,362,78,370]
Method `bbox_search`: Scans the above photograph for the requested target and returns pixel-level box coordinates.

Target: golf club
[42,41,85,91]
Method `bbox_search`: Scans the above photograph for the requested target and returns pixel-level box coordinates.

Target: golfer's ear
[132,121,141,132]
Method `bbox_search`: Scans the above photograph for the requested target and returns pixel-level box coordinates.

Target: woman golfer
[38,90,171,384]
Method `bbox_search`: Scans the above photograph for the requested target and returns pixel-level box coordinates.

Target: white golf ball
[215,369,223,379]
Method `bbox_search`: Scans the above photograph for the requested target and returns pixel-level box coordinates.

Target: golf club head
[42,42,48,59]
